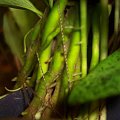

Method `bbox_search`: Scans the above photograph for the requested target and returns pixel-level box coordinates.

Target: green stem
[49,0,53,8]
[28,64,38,87]
[41,0,68,50]
[15,40,39,88]
[99,1,109,119]
[89,101,99,120]
[77,1,88,119]
[35,44,51,90]
[80,0,87,77]
[24,20,41,53]
[90,2,108,118]
[15,11,48,88]
[67,4,81,81]
[114,0,120,33]
[23,40,64,119]
[60,15,81,98]
[100,0,108,60]
[90,6,100,70]
[67,32,81,80]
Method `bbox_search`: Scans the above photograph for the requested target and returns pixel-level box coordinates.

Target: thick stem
[35,44,51,90]
[15,10,48,88]
[59,19,81,99]
[100,0,108,60]
[80,0,87,78]
[23,40,64,119]
[41,0,68,49]
[15,40,39,88]
[90,6,100,70]
[99,0,109,119]
[114,0,120,33]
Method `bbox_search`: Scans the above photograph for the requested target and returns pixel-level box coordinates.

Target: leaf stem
[100,0,108,60]
[90,6,100,70]
[80,0,88,77]
[114,0,120,33]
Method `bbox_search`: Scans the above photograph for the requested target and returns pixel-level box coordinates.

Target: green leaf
[3,11,24,63]
[0,0,43,17]
[10,8,33,35]
[69,49,120,105]
[9,8,38,35]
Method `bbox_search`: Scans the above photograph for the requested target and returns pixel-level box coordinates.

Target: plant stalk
[80,0,88,78]
[100,0,108,60]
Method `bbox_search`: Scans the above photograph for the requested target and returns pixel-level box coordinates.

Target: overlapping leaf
[3,12,24,63]
[69,49,120,105]
[0,0,43,17]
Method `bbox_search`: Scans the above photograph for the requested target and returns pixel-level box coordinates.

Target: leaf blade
[3,11,24,63]
[69,49,120,105]
[0,0,43,17]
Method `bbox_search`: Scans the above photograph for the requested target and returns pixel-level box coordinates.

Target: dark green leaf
[69,49,120,105]
[0,0,43,17]
[3,11,24,63]
[10,8,38,35]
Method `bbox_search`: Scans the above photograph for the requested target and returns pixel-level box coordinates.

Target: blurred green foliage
[0,0,120,119]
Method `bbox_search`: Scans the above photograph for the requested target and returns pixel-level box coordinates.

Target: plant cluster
[0,0,120,119]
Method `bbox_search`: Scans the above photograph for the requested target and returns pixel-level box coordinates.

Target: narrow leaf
[0,0,43,17]
[3,11,24,63]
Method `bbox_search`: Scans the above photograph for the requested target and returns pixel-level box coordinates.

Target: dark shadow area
[107,95,120,120]
[0,87,33,118]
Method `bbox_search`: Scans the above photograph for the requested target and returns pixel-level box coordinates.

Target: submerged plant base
[0,87,33,118]
[0,87,120,120]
